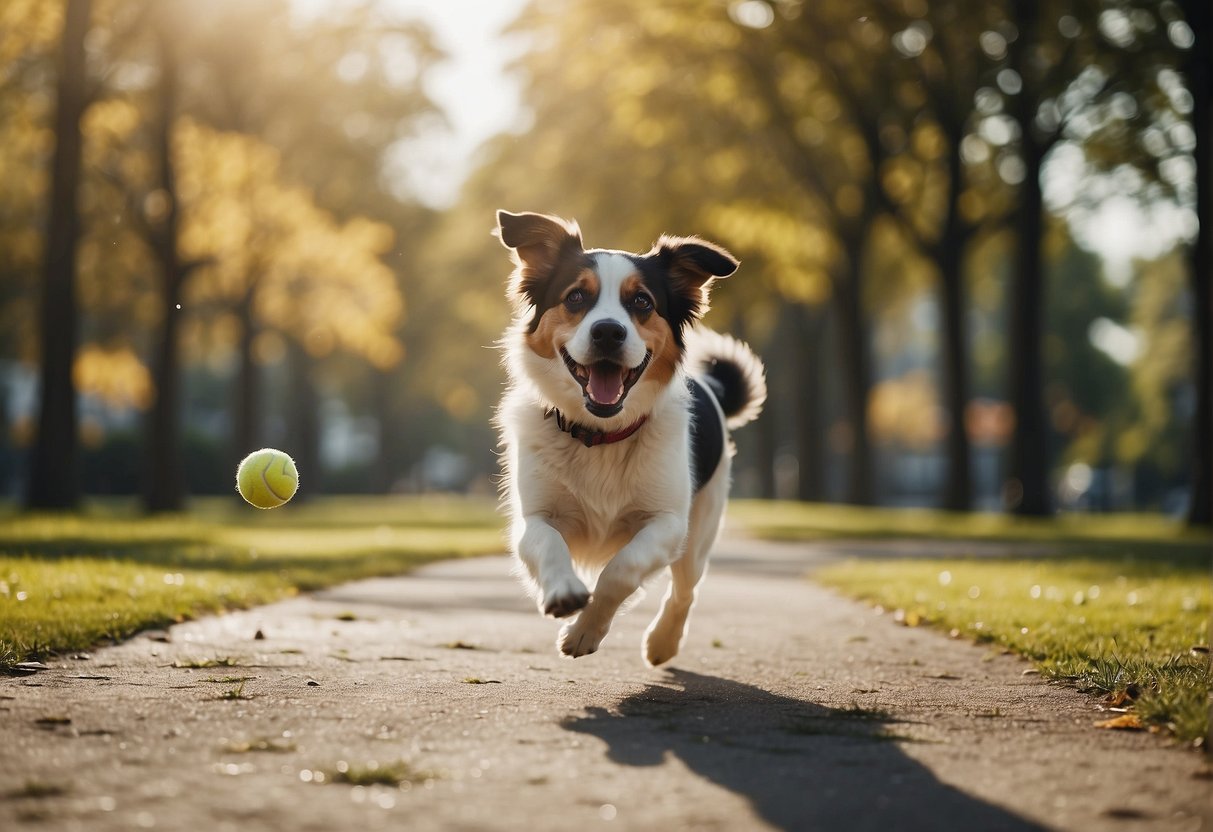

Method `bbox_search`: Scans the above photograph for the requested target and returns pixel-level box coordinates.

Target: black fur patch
[689,377,724,491]
[520,247,594,333]
[625,253,699,348]
[702,357,749,419]
[625,238,737,348]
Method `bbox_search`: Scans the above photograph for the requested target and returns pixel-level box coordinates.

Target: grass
[221,737,296,753]
[729,499,1209,549]
[328,760,431,787]
[817,554,1211,744]
[216,681,252,701]
[0,495,504,670]
[733,501,1211,743]
[730,497,1200,748]
[173,656,243,669]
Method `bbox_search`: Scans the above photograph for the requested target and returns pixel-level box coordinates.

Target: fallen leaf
[34,716,71,726]
[1094,714,1143,730]
[13,662,50,674]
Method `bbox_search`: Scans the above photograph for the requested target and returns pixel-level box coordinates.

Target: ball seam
[259,454,289,503]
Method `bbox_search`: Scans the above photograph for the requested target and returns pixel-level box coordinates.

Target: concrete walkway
[2,535,1209,831]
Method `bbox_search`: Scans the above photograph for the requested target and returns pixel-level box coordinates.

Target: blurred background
[1,0,1208,524]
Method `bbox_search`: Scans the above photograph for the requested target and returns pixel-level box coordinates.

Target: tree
[0,2,61,368]
[140,8,204,513]
[27,0,90,509]
[1003,0,1054,515]
[175,119,404,465]
[1178,0,1210,525]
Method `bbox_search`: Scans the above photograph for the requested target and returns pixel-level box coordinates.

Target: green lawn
[730,500,1211,745]
[729,499,1209,548]
[0,495,505,669]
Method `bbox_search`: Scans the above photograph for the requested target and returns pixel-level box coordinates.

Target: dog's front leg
[516,515,590,618]
[559,512,688,657]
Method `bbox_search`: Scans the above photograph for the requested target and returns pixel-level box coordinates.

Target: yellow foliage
[173,118,405,369]
[911,122,946,161]
[868,370,945,448]
[73,344,153,410]
[705,202,833,305]
[82,98,142,144]
[0,0,59,72]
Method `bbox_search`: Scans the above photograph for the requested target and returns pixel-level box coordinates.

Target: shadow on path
[563,669,1045,832]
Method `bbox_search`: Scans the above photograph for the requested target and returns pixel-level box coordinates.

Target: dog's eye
[565,289,586,308]
[631,294,653,312]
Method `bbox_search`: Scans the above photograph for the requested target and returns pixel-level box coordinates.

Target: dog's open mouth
[561,348,651,417]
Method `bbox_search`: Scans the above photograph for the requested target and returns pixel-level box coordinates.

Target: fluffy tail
[685,326,767,430]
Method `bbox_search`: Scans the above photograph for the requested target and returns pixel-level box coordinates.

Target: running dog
[494,210,765,665]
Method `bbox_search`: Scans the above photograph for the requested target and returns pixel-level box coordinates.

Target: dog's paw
[643,622,682,667]
[559,619,607,658]
[540,578,590,618]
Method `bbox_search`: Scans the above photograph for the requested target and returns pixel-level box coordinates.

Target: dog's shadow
[562,669,1045,832]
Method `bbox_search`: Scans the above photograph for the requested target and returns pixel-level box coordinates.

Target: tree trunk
[1184,0,1211,527]
[370,364,402,493]
[27,0,90,510]
[285,339,320,500]
[833,246,874,506]
[142,19,186,513]
[937,130,973,511]
[794,303,827,502]
[233,288,259,460]
[1005,0,1053,516]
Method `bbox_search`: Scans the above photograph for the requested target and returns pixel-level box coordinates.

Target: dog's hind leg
[642,464,729,667]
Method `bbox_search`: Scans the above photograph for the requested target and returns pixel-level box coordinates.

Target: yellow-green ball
[236,448,298,509]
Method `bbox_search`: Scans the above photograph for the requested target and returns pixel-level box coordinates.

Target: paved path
[2,535,1209,832]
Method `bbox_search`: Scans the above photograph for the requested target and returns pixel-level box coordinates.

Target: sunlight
[296,0,527,205]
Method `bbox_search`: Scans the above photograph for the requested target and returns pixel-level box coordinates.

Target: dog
[494,210,766,666]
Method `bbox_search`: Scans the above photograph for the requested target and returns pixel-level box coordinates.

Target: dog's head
[497,210,737,424]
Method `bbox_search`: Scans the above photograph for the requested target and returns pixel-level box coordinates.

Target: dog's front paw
[643,629,680,667]
[540,577,590,618]
[559,619,607,658]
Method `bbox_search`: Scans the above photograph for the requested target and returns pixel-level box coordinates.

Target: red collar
[546,408,648,447]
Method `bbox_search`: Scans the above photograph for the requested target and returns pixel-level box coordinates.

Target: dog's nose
[590,319,627,349]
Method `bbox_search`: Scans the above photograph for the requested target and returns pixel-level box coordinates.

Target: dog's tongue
[587,363,625,405]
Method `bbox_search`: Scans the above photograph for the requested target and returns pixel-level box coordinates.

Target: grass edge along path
[729,499,1212,547]
[0,496,505,670]
[816,556,1211,746]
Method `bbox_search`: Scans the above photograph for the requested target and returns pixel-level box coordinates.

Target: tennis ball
[236,448,298,509]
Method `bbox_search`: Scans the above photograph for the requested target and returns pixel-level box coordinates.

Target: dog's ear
[495,210,583,274]
[651,235,739,287]
[648,236,739,334]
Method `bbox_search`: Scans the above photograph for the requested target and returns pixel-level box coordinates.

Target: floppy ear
[648,235,739,336]
[495,210,583,274]
[652,235,739,287]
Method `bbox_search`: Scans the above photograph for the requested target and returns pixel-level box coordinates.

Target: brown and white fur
[494,210,766,666]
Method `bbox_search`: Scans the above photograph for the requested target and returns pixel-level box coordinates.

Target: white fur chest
[501,386,693,567]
